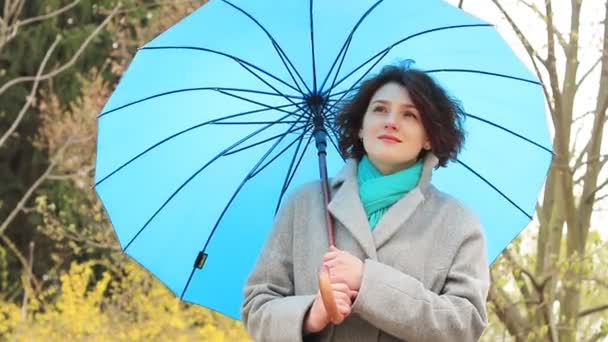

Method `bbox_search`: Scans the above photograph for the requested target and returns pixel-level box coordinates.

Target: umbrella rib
[327,24,494,92]
[224,122,309,156]
[464,112,553,154]
[326,86,361,100]
[277,132,315,215]
[309,0,318,93]
[211,120,303,125]
[95,101,306,187]
[323,104,551,154]
[322,49,391,117]
[220,0,311,95]
[229,60,312,117]
[250,126,312,179]
[141,46,301,94]
[319,0,385,93]
[324,90,552,157]
[180,123,310,300]
[215,88,310,120]
[121,115,306,253]
[323,35,353,99]
[426,69,541,86]
[98,87,302,118]
[274,128,311,215]
[456,159,533,220]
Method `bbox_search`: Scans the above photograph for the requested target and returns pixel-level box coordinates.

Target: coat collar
[327,153,439,257]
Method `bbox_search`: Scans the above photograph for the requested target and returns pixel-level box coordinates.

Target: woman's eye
[404,112,417,119]
[373,106,385,112]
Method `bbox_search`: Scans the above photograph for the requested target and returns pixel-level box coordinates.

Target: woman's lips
[378,134,402,143]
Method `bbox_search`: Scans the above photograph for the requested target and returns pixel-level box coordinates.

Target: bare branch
[570,123,586,158]
[504,249,535,299]
[0,5,120,97]
[16,0,80,28]
[491,0,554,117]
[489,272,529,340]
[46,164,95,181]
[586,178,608,203]
[0,136,77,236]
[21,241,34,320]
[98,0,202,15]
[0,0,26,50]
[520,0,568,54]
[578,303,608,318]
[573,110,596,123]
[0,35,60,149]
[589,331,608,342]
[596,192,608,203]
[0,234,41,292]
[583,276,608,290]
[576,56,603,92]
[458,0,464,9]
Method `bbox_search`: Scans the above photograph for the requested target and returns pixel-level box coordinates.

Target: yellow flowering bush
[2,260,252,341]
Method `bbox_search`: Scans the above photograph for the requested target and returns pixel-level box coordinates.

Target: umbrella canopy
[95,0,552,320]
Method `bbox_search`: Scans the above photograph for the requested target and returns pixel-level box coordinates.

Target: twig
[576,56,603,92]
[0,136,77,236]
[491,0,554,116]
[0,5,120,97]
[21,241,34,321]
[585,178,608,204]
[0,35,61,149]
[0,234,40,292]
[16,0,80,28]
[520,0,568,53]
[578,303,608,318]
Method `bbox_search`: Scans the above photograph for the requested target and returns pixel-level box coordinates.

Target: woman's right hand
[304,282,353,335]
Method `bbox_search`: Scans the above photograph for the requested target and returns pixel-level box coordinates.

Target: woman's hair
[334,65,466,168]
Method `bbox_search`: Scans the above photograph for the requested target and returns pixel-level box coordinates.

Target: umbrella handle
[318,266,344,324]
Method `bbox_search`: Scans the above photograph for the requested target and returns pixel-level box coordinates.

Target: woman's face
[359,82,431,174]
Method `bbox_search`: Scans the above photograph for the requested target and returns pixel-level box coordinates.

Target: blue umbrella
[95,0,553,320]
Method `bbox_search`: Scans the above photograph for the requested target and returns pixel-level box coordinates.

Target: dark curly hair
[334,66,466,168]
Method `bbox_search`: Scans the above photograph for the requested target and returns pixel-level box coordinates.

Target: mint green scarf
[357,155,424,230]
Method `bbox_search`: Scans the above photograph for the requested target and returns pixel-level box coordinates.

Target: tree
[467,0,608,341]
[0,0,121,300]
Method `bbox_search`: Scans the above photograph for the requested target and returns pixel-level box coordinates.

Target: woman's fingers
[337,302,351,316]
[329,274,347,284]
[335,293,351,310]
[323,252,339,262]
[331,282,350,294]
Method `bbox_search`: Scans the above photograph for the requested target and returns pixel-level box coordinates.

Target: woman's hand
[323,246,364,294]
[304,281,354,334]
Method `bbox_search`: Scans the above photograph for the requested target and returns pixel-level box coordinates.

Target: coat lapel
[328,160,377,259]
[372,154,438,248]
[327,154,439,257]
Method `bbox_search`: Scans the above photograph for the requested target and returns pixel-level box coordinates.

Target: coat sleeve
[351,207,490,341]
[241,192,316,342]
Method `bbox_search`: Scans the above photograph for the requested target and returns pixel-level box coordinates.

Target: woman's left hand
[322,246,363,294]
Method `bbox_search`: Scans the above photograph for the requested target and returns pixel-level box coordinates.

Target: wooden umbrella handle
[318,266,344,324]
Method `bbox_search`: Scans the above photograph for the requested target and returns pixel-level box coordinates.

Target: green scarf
[357,155,424,230]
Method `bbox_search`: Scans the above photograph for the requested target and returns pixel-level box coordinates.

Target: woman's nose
[384,111,398,129]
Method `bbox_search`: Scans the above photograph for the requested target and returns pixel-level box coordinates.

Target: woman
[241,66,490,341]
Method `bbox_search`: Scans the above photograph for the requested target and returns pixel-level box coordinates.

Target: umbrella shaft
[314,130,336,247]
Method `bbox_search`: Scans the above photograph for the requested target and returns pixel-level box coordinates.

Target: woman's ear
[423,141,431,150]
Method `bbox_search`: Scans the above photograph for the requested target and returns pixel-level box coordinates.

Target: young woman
[242,66,490,342]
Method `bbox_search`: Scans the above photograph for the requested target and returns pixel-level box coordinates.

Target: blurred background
[0,0,606,341]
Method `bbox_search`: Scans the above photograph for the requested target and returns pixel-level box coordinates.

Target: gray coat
[242,154,490,341]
